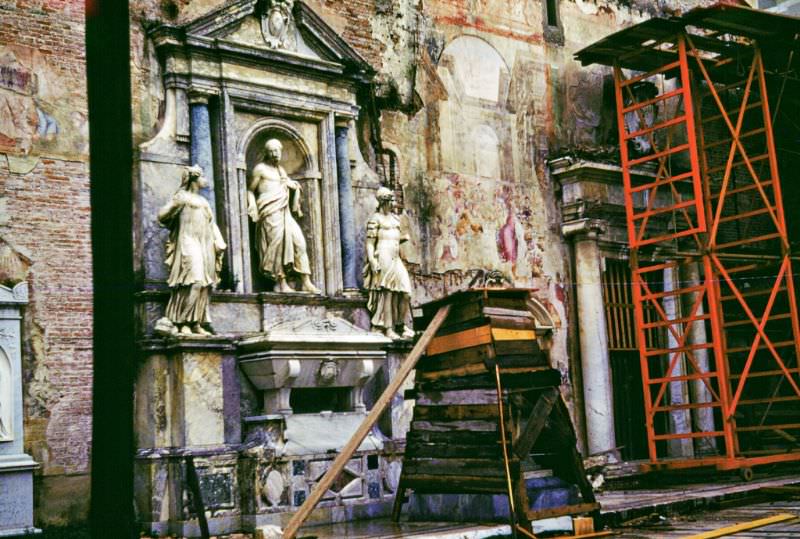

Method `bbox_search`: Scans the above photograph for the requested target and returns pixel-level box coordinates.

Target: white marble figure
[248,139,320,294]
[158,165,226,336]
[363,187,414,340]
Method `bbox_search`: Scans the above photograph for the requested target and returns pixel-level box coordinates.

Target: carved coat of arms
[260,0,294,49]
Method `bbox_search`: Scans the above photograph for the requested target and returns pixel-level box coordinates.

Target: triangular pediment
[238,315,391,351]
[159,0,373,81]
[265,316,389,343]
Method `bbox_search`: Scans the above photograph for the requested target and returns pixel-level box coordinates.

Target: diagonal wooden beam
[513,387,559,459]
[681,512,798,539]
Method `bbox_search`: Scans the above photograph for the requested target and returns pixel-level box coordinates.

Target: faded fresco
[0,45,88,162]
[382,33,553,288]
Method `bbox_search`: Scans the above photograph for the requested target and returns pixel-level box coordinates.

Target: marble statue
[363,187,414,340]
[248,138,320,294]
[157,165,226,336]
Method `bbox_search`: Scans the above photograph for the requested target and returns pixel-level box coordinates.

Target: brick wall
[0,0,92,527]
[316,0,384,68]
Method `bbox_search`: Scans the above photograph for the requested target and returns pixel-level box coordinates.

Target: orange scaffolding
[577,3,800,474]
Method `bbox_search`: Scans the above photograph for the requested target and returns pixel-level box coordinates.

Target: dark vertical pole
[335,126,358,289]
[86,0,136,537]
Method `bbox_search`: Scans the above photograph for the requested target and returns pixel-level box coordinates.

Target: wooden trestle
[393,289,598,537]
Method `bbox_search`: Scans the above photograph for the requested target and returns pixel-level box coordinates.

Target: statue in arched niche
[248,138,320,294]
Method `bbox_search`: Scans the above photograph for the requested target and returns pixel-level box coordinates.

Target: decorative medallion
[260,0,294,49]
[263,468,285,507]
[318,359,339,384]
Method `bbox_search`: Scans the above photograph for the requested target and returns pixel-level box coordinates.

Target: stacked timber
[393,289,598,531]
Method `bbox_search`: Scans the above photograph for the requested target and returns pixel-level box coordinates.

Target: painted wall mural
[0,45,88,162]
[413,35,545,281]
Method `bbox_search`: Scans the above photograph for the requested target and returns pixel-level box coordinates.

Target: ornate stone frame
[143,0,374,299]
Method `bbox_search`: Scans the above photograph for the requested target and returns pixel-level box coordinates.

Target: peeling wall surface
[1,0,736,529]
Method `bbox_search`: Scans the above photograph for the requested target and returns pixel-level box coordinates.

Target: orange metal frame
[614,32,800,472]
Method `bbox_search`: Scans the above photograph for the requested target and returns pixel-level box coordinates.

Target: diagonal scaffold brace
[282,305,452,539]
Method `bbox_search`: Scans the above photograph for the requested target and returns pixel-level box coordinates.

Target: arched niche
[238,120,323,293]
[436,36,514,180]
[239,119,317,179]
[438,35,510,104]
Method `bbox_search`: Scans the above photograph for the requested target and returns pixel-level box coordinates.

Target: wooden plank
[572,516,595,535]
[406,430,502,445]
[406,442,502,458]
[513,387,559,459]
[484,306,535,318]
[414,388,498,406]
[417,291,483,323]
[282,305,451,539]
[434,314,491,337]
[413,404,502,421]
[411,419,499,433]
[426,325,492,356]
[401,474,508,493]
[524,502,600,521]
[486,297,531,312]
[495,339,541,356]
[488,314,536,331]
[490,353,548,369]
[681,513,798,539]
[760,486,800,497]
[492,328,537,341]
[404,458,511,478]
[416,296,485,330]
[417,369,562,391]
[416,344,495,372]
[416,362,488,381]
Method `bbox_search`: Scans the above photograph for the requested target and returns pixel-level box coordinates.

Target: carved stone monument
[133,2,412,536]
[0,282,39,536]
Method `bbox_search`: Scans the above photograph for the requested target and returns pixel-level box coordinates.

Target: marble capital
[188,87,218,106]
[561,218,607,241]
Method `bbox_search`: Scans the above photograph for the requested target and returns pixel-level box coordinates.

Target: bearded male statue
[247,138,320,294]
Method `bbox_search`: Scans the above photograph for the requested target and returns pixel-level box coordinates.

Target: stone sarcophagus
[238,317,389,416]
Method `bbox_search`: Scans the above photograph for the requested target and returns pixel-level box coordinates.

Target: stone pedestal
[0,283,40,536]
[135,337,241,537]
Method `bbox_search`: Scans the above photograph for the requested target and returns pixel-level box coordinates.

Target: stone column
[562,219,618,460]
[189,89,216,211]
[335,125,358,290]
[663,265,694,458]
[680,261,717,455]
[0,283,39,535]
